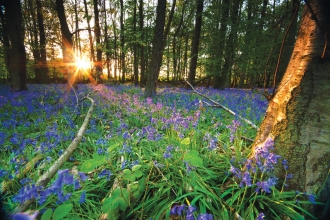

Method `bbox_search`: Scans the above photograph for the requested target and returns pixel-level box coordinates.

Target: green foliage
[41,203,73,220]
[0,85,317,219]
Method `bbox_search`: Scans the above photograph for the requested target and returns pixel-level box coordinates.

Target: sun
[75,58,90,70]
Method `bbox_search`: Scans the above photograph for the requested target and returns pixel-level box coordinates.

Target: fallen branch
[185,81,258,129]
[14,96,95,213]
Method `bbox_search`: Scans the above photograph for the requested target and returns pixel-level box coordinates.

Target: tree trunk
[133,0,139,86]
[213,0,229,89]
[36,0,49,83]
[120,0,126,83]
[93,0,102,84]
[252,0,330,203]
[0,8,10,77]
[139,0,146,87]
[188,0,204,84]
[218,0,241,89]
[3,0,27,91]
[83,0,95,78]
[144,0,166,97]
[56,0,76,90]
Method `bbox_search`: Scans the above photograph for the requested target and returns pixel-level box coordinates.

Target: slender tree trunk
[93,0,102,83]
[3,0,27,91]
[139,0,146,87]
[133,0,139,86]
[219,0,241,88]
[213,0,229,88]
[120,0,125,82]
[0,8,10,77]
[56,0,76,90]
[188,0,204,84]
[252,0,330,204]
[144,0,166,97]
[36,0,49,83]
[103,0,111,80]
[83,0,95,78]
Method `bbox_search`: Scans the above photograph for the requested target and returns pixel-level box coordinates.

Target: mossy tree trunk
[252,0,330,202]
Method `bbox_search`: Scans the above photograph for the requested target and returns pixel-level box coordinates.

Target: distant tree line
[0,0,300,94]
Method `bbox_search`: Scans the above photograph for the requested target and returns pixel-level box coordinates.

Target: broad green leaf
[41,208,53,220]
[117,197,129,211]
[122,169,131,175]
[102,197,119,212]
[183,150,203,167]
[181,137,191,145]
[133,170,143,178]
[132,165,142,172]
[52,203,73,220]
[80,159,97,172]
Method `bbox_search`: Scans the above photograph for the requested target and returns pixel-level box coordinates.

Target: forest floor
[0,84,317,220]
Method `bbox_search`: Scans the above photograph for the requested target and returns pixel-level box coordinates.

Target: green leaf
[183,150,203,167]
[52,203,73,220]
[41,208,53,220]
[107,143,120,153]
[133,170,143,178]
[80,159,97,172]
[181,137,191,145]
[122,169,131,176]
[117,197,129,211]
[132,165,142,172]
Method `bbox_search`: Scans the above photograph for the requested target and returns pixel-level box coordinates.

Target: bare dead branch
[14,96,95,213]
[185,80,258,129]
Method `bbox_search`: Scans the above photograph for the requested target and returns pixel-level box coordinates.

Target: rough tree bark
[2,0,27,91]
[188,0,204,84]
[144,0,166,97]
[252,0,330,204]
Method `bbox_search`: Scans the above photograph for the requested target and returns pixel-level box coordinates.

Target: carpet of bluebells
[0,84,316,220]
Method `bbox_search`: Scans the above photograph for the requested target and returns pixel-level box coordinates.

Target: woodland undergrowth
[0,84,318,220]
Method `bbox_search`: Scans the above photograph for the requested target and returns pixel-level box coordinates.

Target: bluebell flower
[98,169,112,180]
[241,172,252,187]
[97,148,104,155]
[256,212,265,220]
[282,159,288,170]
[78,172,88,182]
[170,204,186,216]
[307,194,316,204]
[197,213,213,220]
[79,190,86,204]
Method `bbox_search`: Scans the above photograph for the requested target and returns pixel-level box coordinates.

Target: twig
[185,81,258,129]
[14,96,95,213]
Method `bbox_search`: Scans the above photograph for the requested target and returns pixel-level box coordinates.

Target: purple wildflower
[170,204,186,216]
[197,213,213,220]
[256,212,265,220]
[79,191,86,204]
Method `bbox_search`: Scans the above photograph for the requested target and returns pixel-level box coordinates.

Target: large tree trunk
[188,0,204,84]
[252,0,330,203]
[3,0,27,91]
[144,0,166,97]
